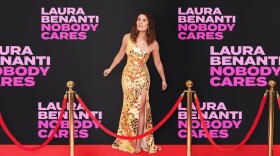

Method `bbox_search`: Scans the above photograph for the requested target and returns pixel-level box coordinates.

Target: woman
[103,12,167,154]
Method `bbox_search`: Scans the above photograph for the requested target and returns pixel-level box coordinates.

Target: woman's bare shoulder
[124,33,131,39]
[151,40,159,51]
[122,33,131,43]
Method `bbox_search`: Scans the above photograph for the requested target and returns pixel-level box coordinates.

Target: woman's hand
[162,80,167,90]
[103,68,112,77]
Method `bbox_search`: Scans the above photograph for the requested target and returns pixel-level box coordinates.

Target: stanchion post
[268,80,276,156]
[67,81,75,156]
[186,80,193,156]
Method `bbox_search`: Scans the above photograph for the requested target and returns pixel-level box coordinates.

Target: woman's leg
[135,89,147,153]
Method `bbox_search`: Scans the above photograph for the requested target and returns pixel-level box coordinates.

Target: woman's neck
[137,31,147,40]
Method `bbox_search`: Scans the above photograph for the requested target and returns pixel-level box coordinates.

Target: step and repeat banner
[0,0,279,153]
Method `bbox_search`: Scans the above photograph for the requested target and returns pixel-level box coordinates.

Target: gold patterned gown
[112,39,160,153]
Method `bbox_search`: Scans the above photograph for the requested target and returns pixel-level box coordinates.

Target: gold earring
[147,28,150,34]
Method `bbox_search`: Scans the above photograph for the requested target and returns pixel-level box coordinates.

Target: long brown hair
[130,12,156,46]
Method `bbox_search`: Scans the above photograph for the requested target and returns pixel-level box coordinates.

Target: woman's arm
[152,41,167,90]
[104,34,129,77]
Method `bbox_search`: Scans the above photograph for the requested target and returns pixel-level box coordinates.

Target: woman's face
[136,14,149,32]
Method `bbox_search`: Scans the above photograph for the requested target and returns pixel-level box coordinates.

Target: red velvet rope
[76,93,184,140]
[194,94,267,152]
[0,97,67,151]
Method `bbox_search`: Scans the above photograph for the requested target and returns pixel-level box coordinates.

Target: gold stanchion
[268,80,276,156]
[67,81,75,156]
[186,80,193,156]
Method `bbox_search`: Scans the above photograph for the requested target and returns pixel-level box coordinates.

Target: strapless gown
[112,39,160,153]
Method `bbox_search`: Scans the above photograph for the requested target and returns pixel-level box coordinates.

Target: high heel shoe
[134,148,142,154]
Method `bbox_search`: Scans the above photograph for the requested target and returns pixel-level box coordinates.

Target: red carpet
[0,145,280,156]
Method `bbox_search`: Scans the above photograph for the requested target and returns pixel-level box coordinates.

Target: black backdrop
[0,0,279,145]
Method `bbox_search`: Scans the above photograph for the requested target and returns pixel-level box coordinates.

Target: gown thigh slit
[136,88,147,149]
